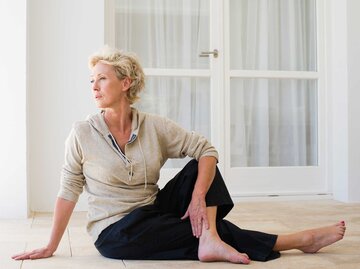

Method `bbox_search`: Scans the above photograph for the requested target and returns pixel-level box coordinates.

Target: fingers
[192,217,201,238]
[186,214,201,238]
[181,198,209,238]
[11,253,22,259]
[197,218,203,237]
[181,209,200,237]
[12,251,33,260]
[191,215,209,238]
[181,210,189,220]
[29,252,47,260]
[182,210,203,237]
[12,248,52,260]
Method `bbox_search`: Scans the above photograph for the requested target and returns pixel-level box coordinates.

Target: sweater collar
[128,108,139,144]
[87,107,141,143]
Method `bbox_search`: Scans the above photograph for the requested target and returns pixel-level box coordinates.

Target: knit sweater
[57,108,219,242]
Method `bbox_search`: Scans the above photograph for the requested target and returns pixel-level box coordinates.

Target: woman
[12,47,346,264]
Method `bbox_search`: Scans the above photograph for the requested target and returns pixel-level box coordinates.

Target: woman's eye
[90,77,105,84]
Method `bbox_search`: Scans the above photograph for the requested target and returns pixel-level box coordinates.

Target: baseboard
[231,193,333,202]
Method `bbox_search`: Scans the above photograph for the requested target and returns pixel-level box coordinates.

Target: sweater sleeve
[57,126,85,202]
[161,117,219,161]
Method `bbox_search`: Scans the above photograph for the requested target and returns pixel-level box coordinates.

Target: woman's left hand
[181,195,209,238]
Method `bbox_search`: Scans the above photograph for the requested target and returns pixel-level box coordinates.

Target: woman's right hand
[12,246,55,260]
[12,198,76,261]
[11,198,76,261]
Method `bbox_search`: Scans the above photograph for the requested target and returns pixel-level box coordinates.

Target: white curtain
[114,0,210,168]
[229,0,317,167]
[115,0,209,69]
[112,0,317,168]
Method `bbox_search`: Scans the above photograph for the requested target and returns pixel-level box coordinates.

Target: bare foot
[198,232,251,264]
[299,221,346,253]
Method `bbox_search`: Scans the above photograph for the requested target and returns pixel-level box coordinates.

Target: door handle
[199,49,218,58]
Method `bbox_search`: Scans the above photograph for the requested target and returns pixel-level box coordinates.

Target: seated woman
[12,47,346,264]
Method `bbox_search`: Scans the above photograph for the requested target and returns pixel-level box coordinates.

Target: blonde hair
[89,46,145,104]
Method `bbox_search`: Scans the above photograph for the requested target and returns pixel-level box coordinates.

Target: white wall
[347,0,360,201]
[327,0,349,201]
[328,0,360,202]
[0,0,28,218]
[28,0,104,211]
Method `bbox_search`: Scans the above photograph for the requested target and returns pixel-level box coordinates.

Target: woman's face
[90,62,129,109]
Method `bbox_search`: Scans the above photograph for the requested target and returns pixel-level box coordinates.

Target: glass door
[105,0,327,196]
[224,0,327,196]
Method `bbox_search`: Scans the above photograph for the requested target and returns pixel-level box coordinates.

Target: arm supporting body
[12,197,76,260]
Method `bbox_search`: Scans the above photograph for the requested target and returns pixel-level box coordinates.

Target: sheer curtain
[111,0,318,168]
[114,0,210,168]
[229,0,318,167]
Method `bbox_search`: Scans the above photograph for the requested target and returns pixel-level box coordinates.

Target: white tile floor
[1,199,360,269]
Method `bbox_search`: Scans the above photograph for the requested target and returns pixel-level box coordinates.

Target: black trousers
[95,160,280,261]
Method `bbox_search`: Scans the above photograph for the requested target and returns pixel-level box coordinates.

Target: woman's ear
[122,77,132,91]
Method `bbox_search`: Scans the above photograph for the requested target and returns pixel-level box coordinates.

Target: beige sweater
[58,108,218,241]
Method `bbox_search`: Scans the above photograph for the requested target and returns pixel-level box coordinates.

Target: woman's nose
[92,81,99,91]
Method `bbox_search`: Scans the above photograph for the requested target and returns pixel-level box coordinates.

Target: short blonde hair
[89,46,145,104]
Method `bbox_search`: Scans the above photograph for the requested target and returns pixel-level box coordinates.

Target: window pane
[230,78,318,167]
[134,77,211,168]
[230,0,317,71]
[114,0,209,69]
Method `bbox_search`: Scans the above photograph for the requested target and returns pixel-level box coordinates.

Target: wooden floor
[1,199,360,269]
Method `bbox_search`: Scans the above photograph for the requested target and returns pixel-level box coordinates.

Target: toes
[239,255,251,264]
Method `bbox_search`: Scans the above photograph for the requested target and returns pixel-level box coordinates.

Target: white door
[105,0,326,196]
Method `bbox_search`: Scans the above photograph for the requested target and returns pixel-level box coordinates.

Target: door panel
[224,0,325,196]
[113,0,210,69]
[229,0,317,71]
[109,0,214,173]
[230,78,318,167]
